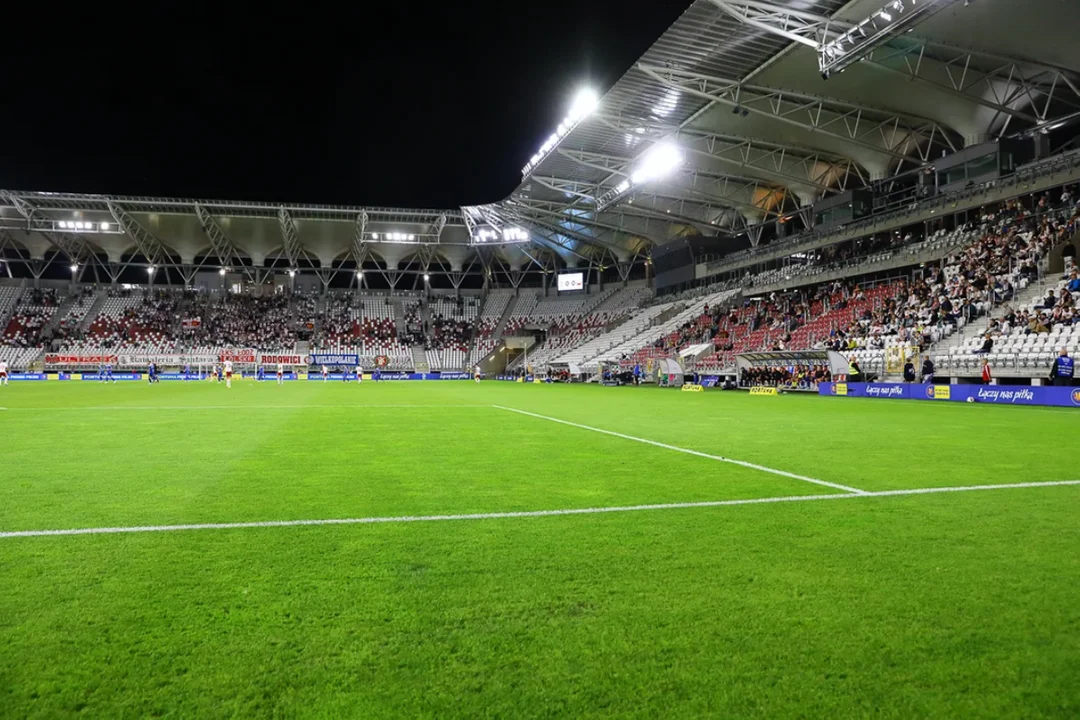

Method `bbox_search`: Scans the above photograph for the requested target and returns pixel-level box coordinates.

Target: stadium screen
[557,272,584,292]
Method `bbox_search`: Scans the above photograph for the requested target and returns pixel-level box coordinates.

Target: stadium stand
[503,291,540,335]
[2,288,60,349]
[56,288,100,337]
[425,296,478,371]
[519,287,654,367]
[63,290,185,355]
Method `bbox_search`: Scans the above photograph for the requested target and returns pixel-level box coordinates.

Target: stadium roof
[485,0,1080,256]
[3,0,1080,277]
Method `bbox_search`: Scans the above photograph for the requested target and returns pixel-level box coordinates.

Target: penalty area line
[491,404,867,495]
[2,481,1078,539]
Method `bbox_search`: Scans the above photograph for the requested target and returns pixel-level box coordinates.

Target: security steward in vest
[1050,347,1075,386]
[847,356,863,383]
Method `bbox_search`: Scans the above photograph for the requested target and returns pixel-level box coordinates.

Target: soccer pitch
[1,381,1079,718]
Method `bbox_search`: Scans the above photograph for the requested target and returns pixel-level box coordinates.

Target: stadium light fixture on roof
[219,268,227,276]
[70,263,78,273]
[288,270,296,278]
[521,87,599,178]
[818,0,946,78]
[60,220,105,232]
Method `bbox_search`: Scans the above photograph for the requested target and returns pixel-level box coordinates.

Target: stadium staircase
[44,293,79,335]
[411,345,428,372]
[78,290,108,333]
[390,297,406,334]
[493,294,518,337]
[420,298,432,339]
[0,285,25,332]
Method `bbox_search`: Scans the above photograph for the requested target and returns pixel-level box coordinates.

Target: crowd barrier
[820,382,1080,408]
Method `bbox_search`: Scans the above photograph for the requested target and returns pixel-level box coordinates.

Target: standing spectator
[1049,348,1075,386]
[921,356,935,384]
[903,359,916,383]
[981,358,992,385]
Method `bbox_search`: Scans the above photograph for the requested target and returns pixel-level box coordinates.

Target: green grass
[1,380,1079,718]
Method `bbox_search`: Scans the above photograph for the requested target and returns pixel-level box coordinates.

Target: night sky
[1,1,689,208]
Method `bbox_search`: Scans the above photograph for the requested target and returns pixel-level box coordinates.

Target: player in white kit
[224,360,234,388]
[277,363,285,385]
[355,364,363,384]
[321,365,328,382]
[0,360,8,386]
[474,364,481,383]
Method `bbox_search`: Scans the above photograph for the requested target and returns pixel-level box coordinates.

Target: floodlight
[70,264,79,273]
[371,233,379,240]
[568,88,599,121]
[879,10,892,20]
[407,234,416,241]
[59,221,68,229]
[219,268,227,276]
[288,270,296,278]
[356,271,364,278]
[100,222,110,231]
[630,142,683,184]
[147,266,155,274]
[423,273,430,282]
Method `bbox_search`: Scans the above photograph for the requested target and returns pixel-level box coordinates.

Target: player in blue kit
[257,364,266,382]
[183,363,192,382]
[147,361,158,384]
[100,363,115,383]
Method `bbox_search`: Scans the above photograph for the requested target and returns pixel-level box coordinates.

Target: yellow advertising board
[929,384,951,400]
[681,383,704,392]
[749,386,778,396]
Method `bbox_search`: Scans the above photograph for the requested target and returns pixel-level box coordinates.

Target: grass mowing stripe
[4,480,1077,539]
[4,404,490,410]
[492,403,868,495]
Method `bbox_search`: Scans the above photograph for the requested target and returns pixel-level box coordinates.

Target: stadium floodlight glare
[423,273,430,282]
[147,266,155,274]
[370,233,379,240]
[219,268,227,276]
[522,87,600,178]
[288,270,296,278]
[630,142,683,184]
[595,142,684,210]
[567,88,599,122]
[100,222,110,231]
[70,264,79,273]
[356,271,364,279]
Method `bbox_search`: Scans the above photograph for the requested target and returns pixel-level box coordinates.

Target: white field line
[3,404,490,411]
[2,481,1078,540]
[492,404,867,495]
